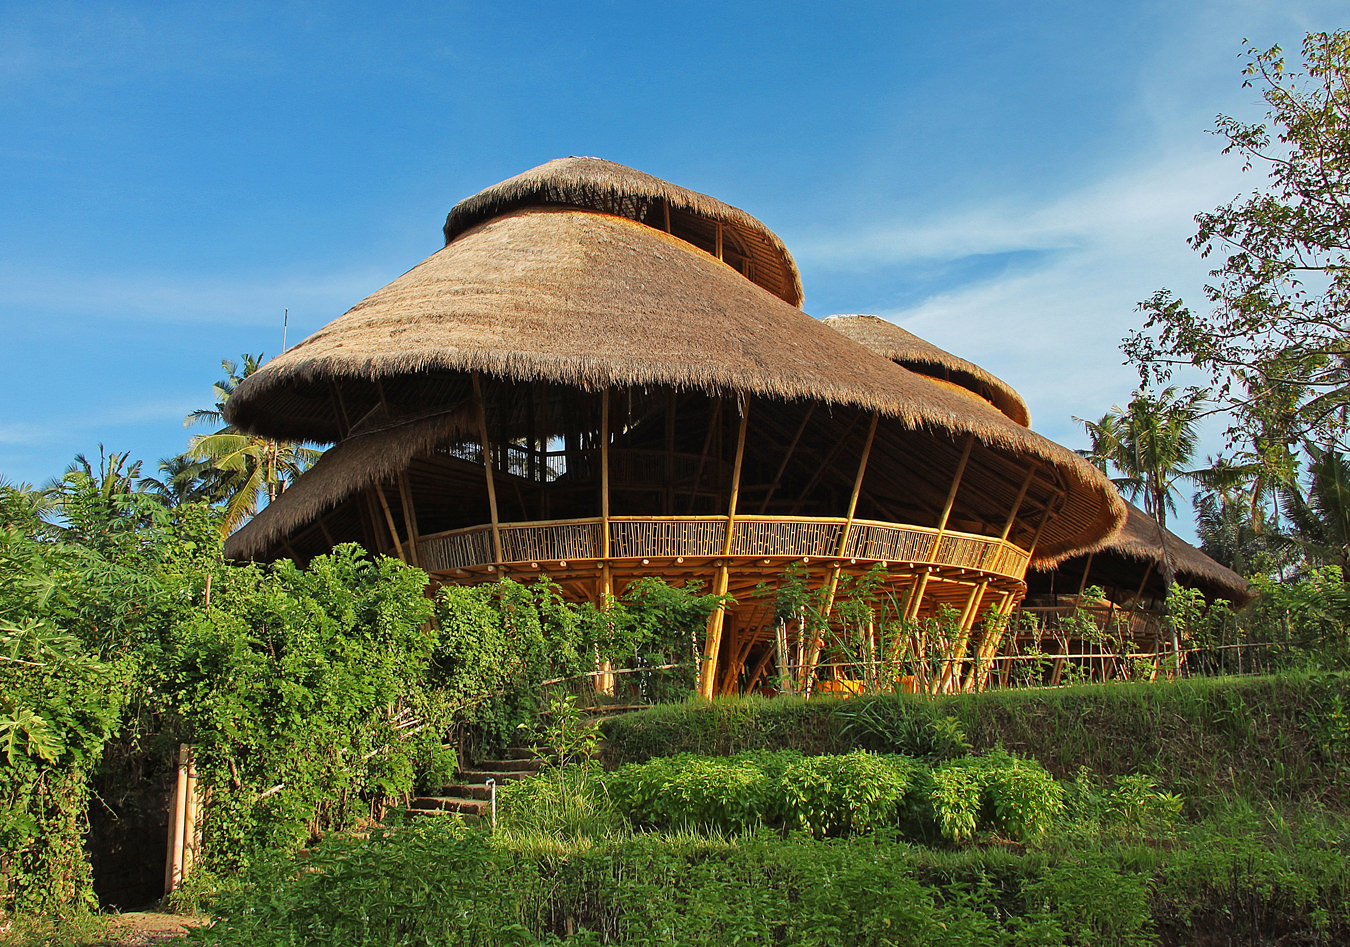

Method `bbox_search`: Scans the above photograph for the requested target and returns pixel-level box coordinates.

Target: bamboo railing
[417,515,1032,580]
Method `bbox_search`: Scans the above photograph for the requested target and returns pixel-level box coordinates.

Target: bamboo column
[933,579,987,694]
[601,388,611,561]
[472,374,503,565]
[373,486,407,563]
[699,397,748,699]
[806,411,879,692]
[932,435,975,553]
[967,590,1018,692]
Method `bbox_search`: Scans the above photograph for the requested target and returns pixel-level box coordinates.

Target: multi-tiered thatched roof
[223,157,1124,566]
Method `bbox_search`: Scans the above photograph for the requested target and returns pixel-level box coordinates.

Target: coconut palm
[1077,386,1212,659]
[180,355,321,536]
[1277,444,1350,574]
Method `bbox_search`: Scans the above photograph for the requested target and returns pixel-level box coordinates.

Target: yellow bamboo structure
[219,157,1126,696]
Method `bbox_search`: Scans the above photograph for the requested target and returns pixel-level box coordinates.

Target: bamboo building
[223,157,1126,697]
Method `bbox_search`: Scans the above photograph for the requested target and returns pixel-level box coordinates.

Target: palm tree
[1077,386,1211,536]
[1277,444,1350,575]
[180,355,321,536]
[140,454,215,506]
[1077,386,1211,660]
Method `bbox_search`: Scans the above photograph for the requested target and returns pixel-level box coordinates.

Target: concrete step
[434,782,494,800]
[457,768,538,783]
[408,795,490,816]
[474,758,542,773]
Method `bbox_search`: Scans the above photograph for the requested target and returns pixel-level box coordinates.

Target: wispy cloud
[795,143,1254,456]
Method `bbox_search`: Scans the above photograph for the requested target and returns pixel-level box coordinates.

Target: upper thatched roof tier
[443,157,803,306]
[823,315,1030,426]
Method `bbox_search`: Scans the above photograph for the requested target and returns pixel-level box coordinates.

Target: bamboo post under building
[222,158,1126,696]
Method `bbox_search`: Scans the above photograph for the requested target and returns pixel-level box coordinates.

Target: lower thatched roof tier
[443,157,804,306]
[823,315,1031,427]
[1032,500,1254,604]
[224,374,1125,568]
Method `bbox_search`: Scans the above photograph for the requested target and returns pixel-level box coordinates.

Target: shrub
[779,751,920,837]
[929,752,1063,844]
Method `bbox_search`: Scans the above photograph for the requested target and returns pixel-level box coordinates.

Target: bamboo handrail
[416,514,1036,579]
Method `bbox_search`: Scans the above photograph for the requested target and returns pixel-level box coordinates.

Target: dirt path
[102,913,209,946]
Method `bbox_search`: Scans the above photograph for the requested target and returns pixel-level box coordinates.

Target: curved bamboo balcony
[416,515,1033,581]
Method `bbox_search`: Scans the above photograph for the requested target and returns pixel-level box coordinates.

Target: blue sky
[1,1,1343,538]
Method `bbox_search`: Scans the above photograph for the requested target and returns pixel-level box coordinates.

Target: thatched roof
[226,207,919,441]
[444,157,803,306]
[823,315,1030,426]
[1033,500,1254,604]
[224,408,470,561]
[222,160,1125,564]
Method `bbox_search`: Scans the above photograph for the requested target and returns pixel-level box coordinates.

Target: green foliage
[183,818,1350,946]
[0,487,133,916]
[928,752,1063,844]
[1244,567,1350,669]
[1125,31,1350,458]
[155,544,449,869]
[606,751,798,833]
[778,751,920,838]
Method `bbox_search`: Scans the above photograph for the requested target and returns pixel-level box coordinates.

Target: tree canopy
[1124,31,1350,465]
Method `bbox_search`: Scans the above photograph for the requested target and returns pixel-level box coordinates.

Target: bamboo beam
[906,572,930,622]
[933,435,975,543]
[397,473,421,568]
[472,374,503,564]
[807,411,881,686]
[329,380,352,438]
[745,645,775,694]
[721,398,749,557]
[1075,552,1096,598]
[969,591,1017,691]
[999,465,1038,542]
[759,404,816,514]
[700,397,749,698]
[715,222,724,261]
[374,485,406,562]
[836,412,879,557]
[934,580,986,694]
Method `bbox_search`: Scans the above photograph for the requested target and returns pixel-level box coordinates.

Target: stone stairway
[404,747,542,821]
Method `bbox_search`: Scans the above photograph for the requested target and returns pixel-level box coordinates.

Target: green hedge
[188,815,1350,946]
[599,674,1350,810]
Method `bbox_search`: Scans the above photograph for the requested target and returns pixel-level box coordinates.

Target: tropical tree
[1124,31,1350,462]
[1277,444,1350,575]
[1077,386,1211,660]
[181,355,321,536]
[1077,386,1212,535]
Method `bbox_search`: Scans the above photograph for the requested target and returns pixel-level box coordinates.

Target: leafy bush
[928,752,1063,843]
[0,487,132,915]
[606,751,798,832]
[155,544,452,869]
[779,751,920,837]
